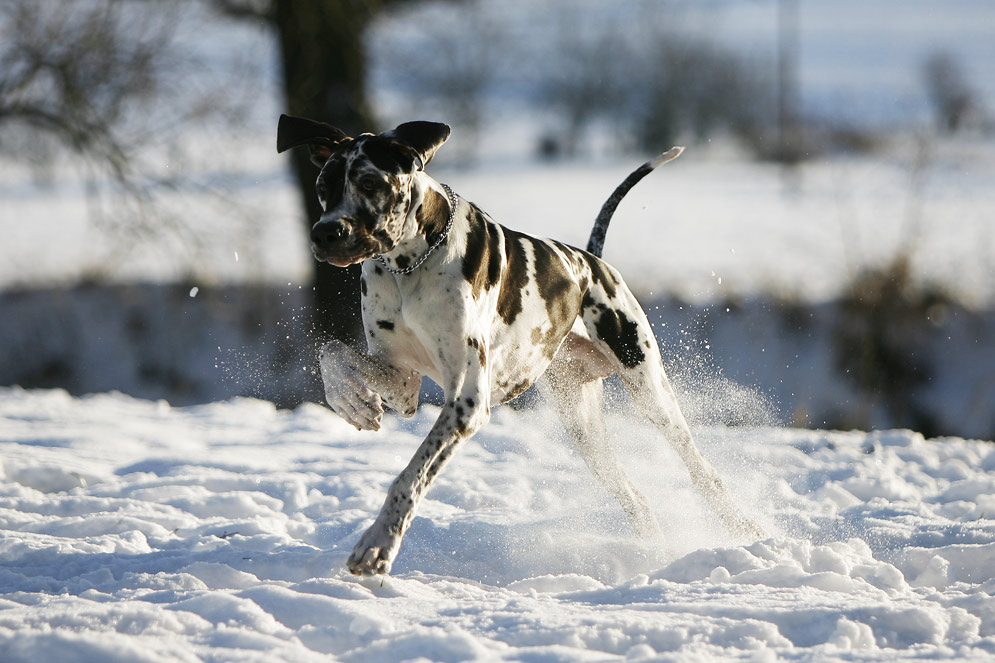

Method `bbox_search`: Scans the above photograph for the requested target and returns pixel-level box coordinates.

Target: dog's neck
[376,176,458,275]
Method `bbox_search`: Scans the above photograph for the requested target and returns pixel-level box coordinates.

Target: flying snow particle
[189,287,199,298]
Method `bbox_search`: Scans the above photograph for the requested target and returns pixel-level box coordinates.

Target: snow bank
[1,388,993,661]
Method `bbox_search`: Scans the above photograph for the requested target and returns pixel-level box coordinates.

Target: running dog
[277,115,763,575]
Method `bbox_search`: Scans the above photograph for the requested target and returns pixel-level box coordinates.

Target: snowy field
[1,387,993,661]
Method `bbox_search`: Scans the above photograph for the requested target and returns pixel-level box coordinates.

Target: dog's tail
[586,146,684,258]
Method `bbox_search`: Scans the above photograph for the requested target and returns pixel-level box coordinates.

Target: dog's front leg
[319,339,420,431]
[347,380,490,576]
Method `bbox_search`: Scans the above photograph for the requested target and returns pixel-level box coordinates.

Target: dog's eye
[359,177,379,192]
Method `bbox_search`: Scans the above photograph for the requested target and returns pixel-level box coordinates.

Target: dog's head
[277,114,450,267]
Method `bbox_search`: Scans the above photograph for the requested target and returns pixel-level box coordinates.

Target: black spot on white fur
[593,307,645,369]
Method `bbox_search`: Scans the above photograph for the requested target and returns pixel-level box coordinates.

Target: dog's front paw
[319,341,385,431]
[347,525,400,576]
[326,381,384,431]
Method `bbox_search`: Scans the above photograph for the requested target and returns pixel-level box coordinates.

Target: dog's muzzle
[311,219,346,246]
[311,219,380,267]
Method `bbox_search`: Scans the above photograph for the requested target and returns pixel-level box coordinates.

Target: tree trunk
[272,0,382,347]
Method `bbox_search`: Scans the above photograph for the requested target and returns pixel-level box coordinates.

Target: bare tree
[921,51,979,134]
[541,21,630,157]
[0,0,262,277]
[0,0,175,197]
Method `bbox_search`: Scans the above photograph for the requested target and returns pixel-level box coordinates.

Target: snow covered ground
[2,387,993,661]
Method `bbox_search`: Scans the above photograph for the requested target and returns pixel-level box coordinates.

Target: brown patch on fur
[496,229,529,326]
[462,206,503,300]
[416,188,449,240]
[531,241,582,358]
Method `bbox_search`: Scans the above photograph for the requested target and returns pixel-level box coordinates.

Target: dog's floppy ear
[277,114,349,167]
[385,121,451,170]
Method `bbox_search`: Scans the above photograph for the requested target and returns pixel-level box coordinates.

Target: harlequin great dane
[277,114,763,576]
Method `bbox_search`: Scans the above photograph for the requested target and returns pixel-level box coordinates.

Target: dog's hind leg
[627,366,763,540]
[581,288,765,541]
[539,332,662,540]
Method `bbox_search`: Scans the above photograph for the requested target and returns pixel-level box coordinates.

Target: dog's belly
[487,332,561,405]
[489,355,547,404]
[376,326,546,405]
[485,299,585,405]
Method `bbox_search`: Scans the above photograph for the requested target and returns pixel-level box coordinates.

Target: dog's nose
[311,220,346,247]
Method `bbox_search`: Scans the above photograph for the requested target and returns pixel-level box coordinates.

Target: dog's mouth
[312,242,381,267]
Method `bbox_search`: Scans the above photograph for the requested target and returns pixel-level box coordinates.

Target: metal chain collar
[376,183,458,275]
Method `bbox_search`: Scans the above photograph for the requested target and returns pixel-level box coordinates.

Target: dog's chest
[359,256,563,396]
[359,264,439,375]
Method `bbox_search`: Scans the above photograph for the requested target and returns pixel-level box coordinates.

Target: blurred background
[1,0,993,438]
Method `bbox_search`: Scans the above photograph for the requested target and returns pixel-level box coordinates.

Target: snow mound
[1,387,993,661]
